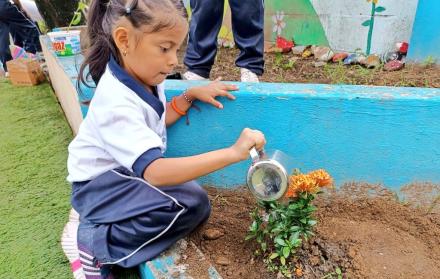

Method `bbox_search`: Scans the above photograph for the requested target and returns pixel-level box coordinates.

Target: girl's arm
[165,78,238,126]
[144,128,265,186]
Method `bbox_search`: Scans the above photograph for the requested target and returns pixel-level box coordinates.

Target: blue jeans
[184,0,264,78]
[0,0,41,71]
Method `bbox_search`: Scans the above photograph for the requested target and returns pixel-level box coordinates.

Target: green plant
[321,267,343,279]
[274,52,284,67]
[246,169,333,277]
[281,58,296,70]
[68,0,89,29]
[423,56,437,68]
[274,53,296,71]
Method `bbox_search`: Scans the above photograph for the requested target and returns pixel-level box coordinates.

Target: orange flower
[286,174,319,197]
[367,0,378,4]
[295,267,303,277]
[308,169,333,188]
[285,184,298,198]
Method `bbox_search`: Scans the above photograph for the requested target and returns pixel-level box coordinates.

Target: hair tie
[125,7,131,15]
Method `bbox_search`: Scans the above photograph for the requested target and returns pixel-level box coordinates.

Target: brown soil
[191,183,440,279]
[175,48,440,88]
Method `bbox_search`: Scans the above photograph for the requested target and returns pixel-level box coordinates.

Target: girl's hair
[78,0,187,92]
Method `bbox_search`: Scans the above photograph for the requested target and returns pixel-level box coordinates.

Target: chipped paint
[138,239,222,279]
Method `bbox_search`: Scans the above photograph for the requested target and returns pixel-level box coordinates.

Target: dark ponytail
[78,0,188,99]
[78,0,117,89]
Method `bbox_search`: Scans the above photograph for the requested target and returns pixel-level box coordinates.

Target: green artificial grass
[0,79,140,279]
[0,79,73,278]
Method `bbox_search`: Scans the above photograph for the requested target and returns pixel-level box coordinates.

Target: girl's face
[121,18,188,88]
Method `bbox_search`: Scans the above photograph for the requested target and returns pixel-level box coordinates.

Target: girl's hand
[230,128,266,162]
[186,77,238,109]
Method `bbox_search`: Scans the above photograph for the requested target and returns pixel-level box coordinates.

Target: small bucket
[47,30,81,56]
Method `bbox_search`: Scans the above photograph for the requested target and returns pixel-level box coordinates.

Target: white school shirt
[67,57,167,182]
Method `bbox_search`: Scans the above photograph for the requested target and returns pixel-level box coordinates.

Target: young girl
[62,0,266,278]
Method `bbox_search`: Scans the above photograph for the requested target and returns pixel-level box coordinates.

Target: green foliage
[246,193,319,277]
[321,267,343,279]
[35,0,84,30]
[423,56,437,68]
[274,53,296,71]
[69,1,89,28]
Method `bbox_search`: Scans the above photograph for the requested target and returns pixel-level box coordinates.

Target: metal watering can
[246,148,292,201]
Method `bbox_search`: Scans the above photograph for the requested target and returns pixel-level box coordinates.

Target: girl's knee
[184,182,211,221]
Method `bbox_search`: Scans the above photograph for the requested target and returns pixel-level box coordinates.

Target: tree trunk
[34,0,83,30]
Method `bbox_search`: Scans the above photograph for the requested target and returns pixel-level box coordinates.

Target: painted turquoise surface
[44,37,440,189]
[408,0,440,63]
[165,81,440,190]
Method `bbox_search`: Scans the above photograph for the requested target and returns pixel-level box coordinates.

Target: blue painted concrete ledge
[165,81,440,190]
[47,40,440,190]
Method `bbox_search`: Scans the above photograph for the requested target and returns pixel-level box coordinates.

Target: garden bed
[175,48,440,88]
[191,184,440,278]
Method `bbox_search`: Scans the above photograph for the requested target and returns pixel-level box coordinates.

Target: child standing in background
[61,0,266,278]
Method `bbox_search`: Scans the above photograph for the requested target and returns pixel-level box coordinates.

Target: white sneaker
[240,68,259,82]
[61,208,85,279]
[5,72,9,78]
[183,71,207,81]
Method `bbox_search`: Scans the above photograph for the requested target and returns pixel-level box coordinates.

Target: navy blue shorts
[71,168,211,268]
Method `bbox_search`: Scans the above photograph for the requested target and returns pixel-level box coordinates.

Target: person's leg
[7,4,41,54]
[61,208,85,279]
[229,0,264,77]
[72,168,211,275]
[183,0,225,79]
[0,20,11,72]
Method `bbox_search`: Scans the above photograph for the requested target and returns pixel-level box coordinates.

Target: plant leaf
[280,256,286,266]
[250,221,258,231]
[308,220,317,226]
[300,218,307,224]
[290,225,300,232]
[245,234,255,241]
[375,6,386,12]
[78,2,87,10]
[336,267,342,274]
[261,242,267,252]
[290,231,300,243]
[275,238,286,246]
[362,20,371,27]
[71,12,82,25]
[293,238,302,246]
[282,246,290,258]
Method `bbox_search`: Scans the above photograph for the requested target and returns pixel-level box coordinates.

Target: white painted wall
[310,0,418,54]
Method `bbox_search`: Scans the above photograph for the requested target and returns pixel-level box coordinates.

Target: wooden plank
[40,36,83,134]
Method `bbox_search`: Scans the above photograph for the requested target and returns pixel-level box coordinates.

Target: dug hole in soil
[190,183,440,279]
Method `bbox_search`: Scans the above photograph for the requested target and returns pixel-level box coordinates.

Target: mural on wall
[265,0,329,46]
[363,0,387,55]
[183,0,419,55]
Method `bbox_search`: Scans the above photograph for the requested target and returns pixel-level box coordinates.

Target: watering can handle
[250,147,265,163]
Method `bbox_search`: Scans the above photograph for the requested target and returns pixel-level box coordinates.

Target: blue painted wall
[407,0,440,63]
[47,36,440,190]
[165,81,440,190]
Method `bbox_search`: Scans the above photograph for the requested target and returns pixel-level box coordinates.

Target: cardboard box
[6,58,45,86]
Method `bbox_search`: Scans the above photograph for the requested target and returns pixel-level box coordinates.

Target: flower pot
[47,30,81,56]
